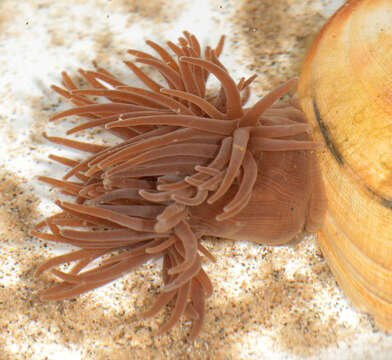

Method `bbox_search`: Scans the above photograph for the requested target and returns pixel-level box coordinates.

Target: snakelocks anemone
[33,31,324,339]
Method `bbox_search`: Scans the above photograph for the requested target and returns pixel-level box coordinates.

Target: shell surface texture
[33,31,324,338]
[298,0,392,331]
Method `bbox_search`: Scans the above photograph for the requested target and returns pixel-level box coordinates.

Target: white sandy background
[0,0,391,359]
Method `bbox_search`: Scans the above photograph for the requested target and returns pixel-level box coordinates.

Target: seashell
[33,31,326,338]
[298,0,392,331]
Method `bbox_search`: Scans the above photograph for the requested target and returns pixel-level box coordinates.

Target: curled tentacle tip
[154,223,168,234]
[215,214,225,222]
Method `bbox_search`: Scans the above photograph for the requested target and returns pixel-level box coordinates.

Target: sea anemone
[33,31,323,339]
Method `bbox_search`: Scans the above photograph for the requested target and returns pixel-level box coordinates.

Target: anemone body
[190,148,321,245]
